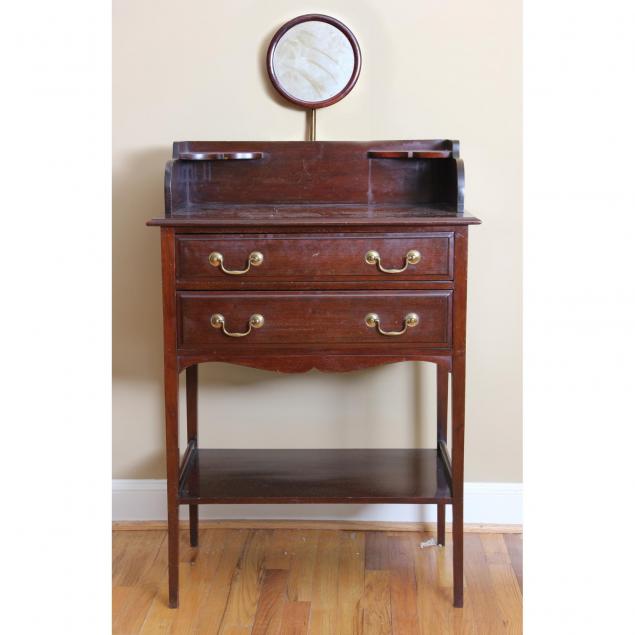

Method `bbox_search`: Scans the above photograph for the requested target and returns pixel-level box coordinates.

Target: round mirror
[266,14,361,109]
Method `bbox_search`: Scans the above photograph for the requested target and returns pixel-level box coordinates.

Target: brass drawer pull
[208,251,263,275]
[364,249,421,274]
[365,312,419,336]
[211,313,264,337]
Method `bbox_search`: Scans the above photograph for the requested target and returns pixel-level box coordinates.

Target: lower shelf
[178,449,452,505]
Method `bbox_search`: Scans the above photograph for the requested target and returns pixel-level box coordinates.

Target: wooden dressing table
[148,140,481,608]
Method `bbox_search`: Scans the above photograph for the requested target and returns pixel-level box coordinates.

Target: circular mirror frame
[266,14,362,109]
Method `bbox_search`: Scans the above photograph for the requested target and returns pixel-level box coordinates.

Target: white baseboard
[112,480,522,525]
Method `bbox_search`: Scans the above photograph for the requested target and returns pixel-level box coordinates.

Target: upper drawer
[175,233,453,284]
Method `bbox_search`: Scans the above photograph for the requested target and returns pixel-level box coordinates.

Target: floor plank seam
[113,528,521,634]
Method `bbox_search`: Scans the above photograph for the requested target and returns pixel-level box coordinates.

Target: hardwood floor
[112,528,522,634]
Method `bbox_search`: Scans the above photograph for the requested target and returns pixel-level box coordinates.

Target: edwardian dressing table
[148,139,480,608]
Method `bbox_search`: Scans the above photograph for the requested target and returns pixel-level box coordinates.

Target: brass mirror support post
[309,109,316,141]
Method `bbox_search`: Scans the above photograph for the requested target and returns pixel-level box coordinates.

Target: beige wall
[113,0,522,482]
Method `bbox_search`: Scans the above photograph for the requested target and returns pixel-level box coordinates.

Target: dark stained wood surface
[176,353,453,375]
[175,232,454,284]
[450,225,469,607]
[160,228,180,608]
[174,139,453,158]
[177,290,452,350]
[162,141,468,211]
[178,151,264,160]
[368,150,452,159]
[178,449,452,504]
[150,139,480,608]
[148,203,480,228]
[185,365,198,548]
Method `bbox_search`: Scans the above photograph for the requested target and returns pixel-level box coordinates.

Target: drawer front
[176,233,453,283]
[178,291,452,350]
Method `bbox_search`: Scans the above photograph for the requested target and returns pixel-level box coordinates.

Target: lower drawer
[177,291,452,349]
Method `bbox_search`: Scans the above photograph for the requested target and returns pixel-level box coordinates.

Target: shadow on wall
[113,147,165,383]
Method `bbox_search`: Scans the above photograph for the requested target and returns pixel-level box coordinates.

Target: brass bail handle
[210,313,265,337]
[365,312,419,336]
[365,249,421,274]
[209,251,263,275]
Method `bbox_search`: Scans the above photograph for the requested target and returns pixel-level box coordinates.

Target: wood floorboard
[286,531,319,603]
[280,602,311,635]
[308,531,341,635]
[113,586,156,635]
[190,529,251,635]
[335,531,365,635]
[503,533,523,593]
[252,569,289,634]
[113,527,522,634]
[361,570,392,634]
[219,529,271,633]
[412,531,452,634]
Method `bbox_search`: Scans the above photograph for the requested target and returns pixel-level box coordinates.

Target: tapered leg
[437,364,449,546]
[437,504,446,546]
[451,355,466,608]
[186,365,199,548]
[161,228,180,609]
[164,362,180,608]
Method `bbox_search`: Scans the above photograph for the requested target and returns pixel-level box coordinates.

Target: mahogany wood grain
[175,232,454,284]
[175,278,455,292]
[177,290,452,351]
[368,149,452,159]
[164,141,467,210]
[185,365,198,548]
[151,139,480,608]
[451,226,469,607]
[437,504,446,549]
[437,364,450,444]
[148,206,480,228]
[178,151,264,161]
[177,352,453,375]
[437,364,449,546]
[160,228,180,608]
[178,449,452,505]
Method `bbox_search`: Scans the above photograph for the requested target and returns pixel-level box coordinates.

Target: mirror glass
[273,21,354,102]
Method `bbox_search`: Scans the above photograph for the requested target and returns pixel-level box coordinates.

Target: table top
[148,203,481,227]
